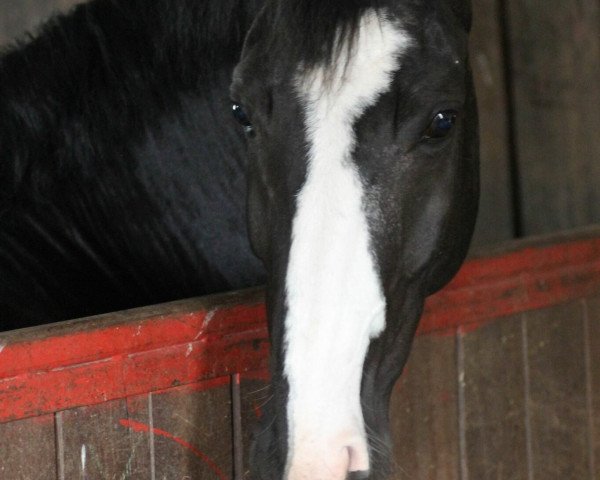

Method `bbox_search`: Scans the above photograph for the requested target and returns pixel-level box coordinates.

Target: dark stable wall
[1,0,599,248]
[469,0,600,245]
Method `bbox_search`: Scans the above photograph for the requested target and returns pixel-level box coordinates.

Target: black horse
[0,1,478,478]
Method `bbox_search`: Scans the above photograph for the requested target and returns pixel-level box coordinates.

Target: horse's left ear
[449,0,472,32]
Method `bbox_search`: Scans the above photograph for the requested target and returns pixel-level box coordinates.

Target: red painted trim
[419,239,600,335]
[2,234,600,423]
[0,301,269,423]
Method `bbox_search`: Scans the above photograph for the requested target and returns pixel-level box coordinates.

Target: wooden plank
[390,333,459,479]
[150,378,233,480]
[584,295,600,478]
[506,0,600,236]
[239,371,271,479]
[421,232,600,335]
[3,232,600,425]
[524,301,590,479]
[0,414,57,480]
[469,0,514,247]
[57,399,137,479]
[123,394,154,479]
[0,0,84,46]
[462,315,528,479]
[0,289,268,424]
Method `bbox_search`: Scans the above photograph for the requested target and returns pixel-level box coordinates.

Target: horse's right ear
[238,2,274,58]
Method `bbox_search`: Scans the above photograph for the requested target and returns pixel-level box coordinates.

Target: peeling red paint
[120,418,229,480]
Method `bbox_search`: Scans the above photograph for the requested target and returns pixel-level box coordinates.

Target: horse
[0,1,478,479]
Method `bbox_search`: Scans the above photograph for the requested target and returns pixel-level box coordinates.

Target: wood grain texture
[506,0,600,235]
[239,373,270,480]
[57,399,136,480]
[462,315,528,480]
[469,0,514,247]
[0,415,57,480]
[150,379,233,480]
[390,334,459,480]
[524,301,591,479]
[584,295,600,479]
[123,394,154,479]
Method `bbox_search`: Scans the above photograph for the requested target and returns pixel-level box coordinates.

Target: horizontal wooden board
[3,231,600,423]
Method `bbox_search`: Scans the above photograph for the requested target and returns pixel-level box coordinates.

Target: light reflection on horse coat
[0,1,478,479]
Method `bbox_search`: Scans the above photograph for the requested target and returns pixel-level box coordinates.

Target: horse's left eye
[232,102,254,136]
[422,110,458,140]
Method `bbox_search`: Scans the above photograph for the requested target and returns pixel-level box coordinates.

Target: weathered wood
[462,315,528,480]
[57,399,136,479]
[524,301,590,479]
[4,231,600,426]
[0,0,83,46]
[469,0,514,246]
[0,288,268,424]
[0,415,57,480]
[506,0,600,236]
[239,372,270,479]
[584,295,600,479]
[390,334,459,480]
[123,394,154,479]
[150,379,233,480]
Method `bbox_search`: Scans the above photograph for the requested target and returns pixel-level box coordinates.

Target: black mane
[0,0,266,328]
[1,0,262,204]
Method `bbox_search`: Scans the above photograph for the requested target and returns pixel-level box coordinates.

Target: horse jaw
[283,10,412,479]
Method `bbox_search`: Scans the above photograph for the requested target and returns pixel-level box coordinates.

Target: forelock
[265,0,385,72]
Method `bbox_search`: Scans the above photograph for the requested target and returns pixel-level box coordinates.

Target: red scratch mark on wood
[253,402,263,419]
[119,418,229,480]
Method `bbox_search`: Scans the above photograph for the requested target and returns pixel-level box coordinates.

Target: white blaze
[284,10,411,480]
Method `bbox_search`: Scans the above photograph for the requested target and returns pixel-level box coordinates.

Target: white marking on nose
[284,9,411,480]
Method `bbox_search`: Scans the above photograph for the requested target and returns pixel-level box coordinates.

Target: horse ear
[449,0,472,32]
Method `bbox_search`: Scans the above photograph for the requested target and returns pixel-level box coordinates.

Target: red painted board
[0,289,267,379]
[0,291,268,423]
[2,231,600,423]
[420,236,600,335]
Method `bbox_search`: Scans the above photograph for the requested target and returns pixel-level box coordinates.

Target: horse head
[231,0,478,478]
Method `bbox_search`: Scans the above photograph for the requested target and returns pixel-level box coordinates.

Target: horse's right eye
[232,103,254,136]
[421,110,458,140]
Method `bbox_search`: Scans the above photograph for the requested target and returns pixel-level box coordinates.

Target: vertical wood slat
[53,378,234,480]
[584,295,600,479]
[469,0,514,247]
[56,399,142,480]
[150,379,233,480]
[524,301,591,479]
[125,394,155,479]
[390,334,459,480]
[0,414,57,480]
[232,373,244,480]
[505,0,600,236]
[239,373,271,480]
[461,315,528,480]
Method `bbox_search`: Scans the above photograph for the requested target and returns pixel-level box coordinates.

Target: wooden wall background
[1,0,599,248]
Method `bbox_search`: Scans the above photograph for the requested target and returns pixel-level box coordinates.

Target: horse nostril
[346,442,370,474]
